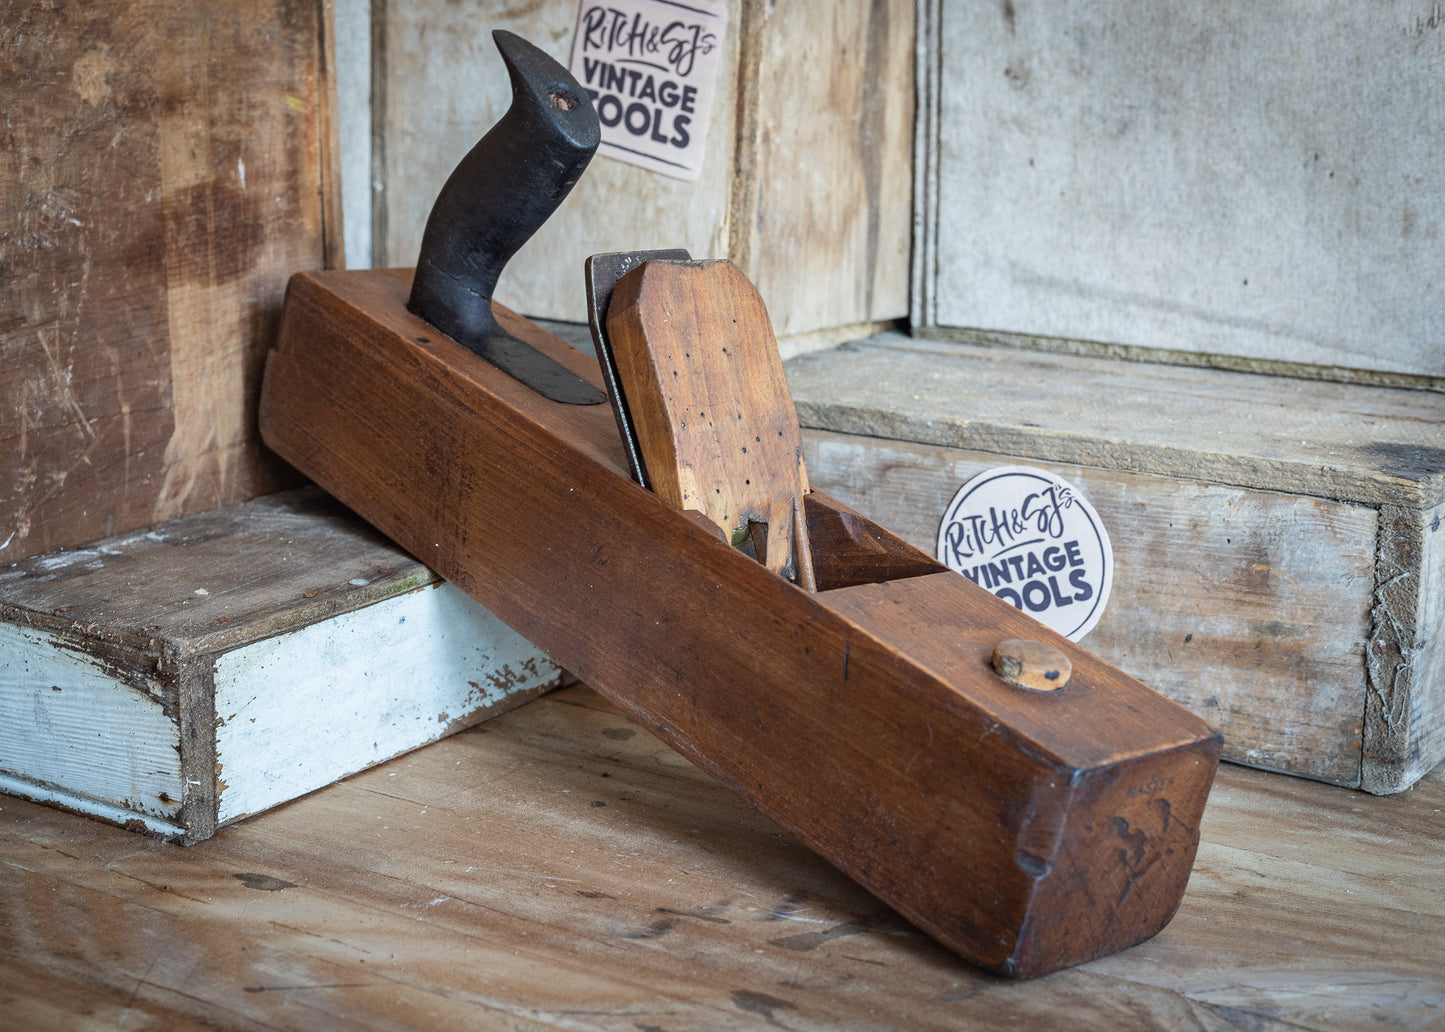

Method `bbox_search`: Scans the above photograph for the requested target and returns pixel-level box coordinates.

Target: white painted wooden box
[0,488,562,842]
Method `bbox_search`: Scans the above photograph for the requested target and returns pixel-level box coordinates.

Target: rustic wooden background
[357,0,914,343]
[0,0,338,563]
[1,0,913,563]
[914,0,1445,387]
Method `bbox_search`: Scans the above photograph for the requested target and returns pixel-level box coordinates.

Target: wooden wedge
[606,259,815,588]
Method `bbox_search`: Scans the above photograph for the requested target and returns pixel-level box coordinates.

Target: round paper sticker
[936,466,1113,641]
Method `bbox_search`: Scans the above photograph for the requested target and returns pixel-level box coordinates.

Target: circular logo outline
[935,465,1113,641]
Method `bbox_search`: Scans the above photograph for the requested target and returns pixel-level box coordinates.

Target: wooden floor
[3,685,1442,1031]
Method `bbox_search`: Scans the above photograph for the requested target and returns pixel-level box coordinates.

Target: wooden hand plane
[258,30,1220,979]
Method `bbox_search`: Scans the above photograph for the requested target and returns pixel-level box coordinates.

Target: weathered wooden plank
[799,429,1376,785]
[1364,501,1445,793]
[729,0,914,336]
[785,333,1445,510]
[371,0,912,338]
[0,620,184,822]
[0,961,225,1032]
[915,0,1445,386]
[0,489,560,841]
[211,583,555,824]
[0,491,442,664]
[2,686,1442,1031]
[0,0,336,563]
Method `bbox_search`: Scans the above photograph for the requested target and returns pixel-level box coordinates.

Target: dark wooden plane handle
[406,30,604,406]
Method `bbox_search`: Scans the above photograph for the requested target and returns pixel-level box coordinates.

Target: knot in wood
[991,638,1071,692]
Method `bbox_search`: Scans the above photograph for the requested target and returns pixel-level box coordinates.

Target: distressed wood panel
[802,430,1376,785]
[785,334,1445,510]
[379,0,742,321]
[915,0,1445,385]
[374,0,912,336]
[731,0,914,336]
[1410,504,1445,785]
[0,622,184,820]
[1364,501,1445,792]
[0,489,559,841]
[2,686,1443,1029]
[212,583,556,824]
[0,0,337,563]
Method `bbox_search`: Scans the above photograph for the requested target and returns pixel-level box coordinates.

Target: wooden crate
[896,0,1444,792]
[0,489,561,843]
[786,335,1445,794]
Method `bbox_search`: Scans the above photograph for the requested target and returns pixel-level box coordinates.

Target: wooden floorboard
[2,685,1441,1031]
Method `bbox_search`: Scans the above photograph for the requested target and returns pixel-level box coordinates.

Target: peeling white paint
[1,581,557,839]
[0,623,184,819]
[213,583,557,824]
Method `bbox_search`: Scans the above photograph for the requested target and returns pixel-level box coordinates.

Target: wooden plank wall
[0,0,338,563]
[371,0,914,343]
[914,0,1445,388]
[728,2,914,338]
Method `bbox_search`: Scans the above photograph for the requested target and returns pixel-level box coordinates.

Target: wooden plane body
[260,268,1221,979]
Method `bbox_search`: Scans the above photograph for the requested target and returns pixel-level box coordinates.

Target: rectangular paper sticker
[569,0,726,181]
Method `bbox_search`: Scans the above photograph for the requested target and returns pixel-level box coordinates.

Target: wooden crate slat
[914,0,1445,386]
[788,335,1445,510]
